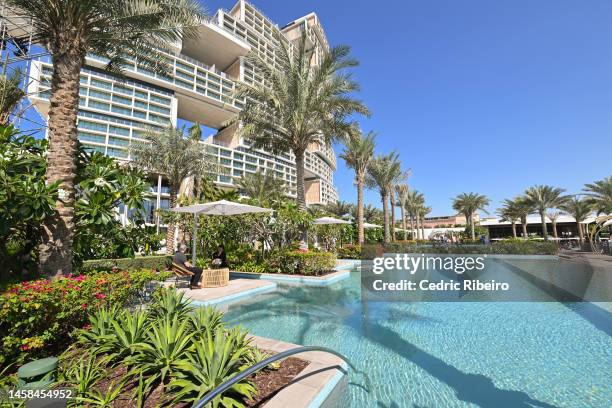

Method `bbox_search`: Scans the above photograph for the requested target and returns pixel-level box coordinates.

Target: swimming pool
[222,261,612,407]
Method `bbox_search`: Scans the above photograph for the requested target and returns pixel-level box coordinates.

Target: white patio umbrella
[171,200,272,263]
[363,222,382,229]
[313,216,352,225]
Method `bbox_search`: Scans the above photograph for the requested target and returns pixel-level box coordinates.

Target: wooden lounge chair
[172,262,194,288]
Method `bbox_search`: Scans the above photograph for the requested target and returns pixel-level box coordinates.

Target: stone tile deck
[250,335,348,408]
[178,278,276,305]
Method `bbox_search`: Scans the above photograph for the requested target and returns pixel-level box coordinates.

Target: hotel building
[23,0,338,226]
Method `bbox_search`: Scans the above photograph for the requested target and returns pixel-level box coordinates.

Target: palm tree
[420,204,432,240]
[324,200,354,220]
[497,199,521,238]
[131,126,212,255]
[583,176,612,215]
[235,33,369,239]
[9,0,204,275]
[524,185,568,241]
[0,69,25,125]
[366,152,402,243]
[452,193,490,240]
[340,129,375,244]
[515,196,535,239]
[236,170,286,206]
[395,184,409,240]
[547,211,561,239]
[560,197,592,242]
[405,190,423,240]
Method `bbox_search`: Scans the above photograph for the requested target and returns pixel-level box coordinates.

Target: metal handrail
[192,345,368,408]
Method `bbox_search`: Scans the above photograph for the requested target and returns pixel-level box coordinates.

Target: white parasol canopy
[313,216,352,225]
[363,222,382,229]
[171,200,272,262]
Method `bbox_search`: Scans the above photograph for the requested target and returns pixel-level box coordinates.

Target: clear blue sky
[23,0,612,217]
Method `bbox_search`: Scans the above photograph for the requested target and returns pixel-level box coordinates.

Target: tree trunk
[400,204,406,241]
[511,222,517,238]
[540,211,548,240]
[166,189,177,255]
[552,220,558,239]
[421,216,425,240]
[521,216,528,239]
[390,193,396,242]
[470,211,476,241]
[382,192,390,244]
[577,221,584,242]
[294,151,308,249]
[415,211,421,240]
[37,50,85,277]
[356,174,365,245]
[409,213,415,240]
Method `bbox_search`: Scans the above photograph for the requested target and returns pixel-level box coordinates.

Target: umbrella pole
[192,213,198,264]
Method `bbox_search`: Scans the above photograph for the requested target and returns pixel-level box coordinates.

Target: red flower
[20,345,30,351]
[82,324,92,330]
[95,293,107,300]
[81,303,88,309]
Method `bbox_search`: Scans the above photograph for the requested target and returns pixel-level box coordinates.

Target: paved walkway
[178,278,276,303]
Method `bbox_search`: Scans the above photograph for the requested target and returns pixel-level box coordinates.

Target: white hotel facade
[25,0,339,226]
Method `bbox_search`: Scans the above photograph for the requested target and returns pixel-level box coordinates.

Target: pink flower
[20,345,30,351]
[95,293,107,300]
[81,303,88,309]
[82,324,92,330]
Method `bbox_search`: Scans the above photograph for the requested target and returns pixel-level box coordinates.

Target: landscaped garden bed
[232,249,337,276]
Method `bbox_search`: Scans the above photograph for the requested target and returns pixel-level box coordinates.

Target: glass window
[149,104,170,115]
[234,153,244,161]
[134,100,147,109]
[109,125,130,136]
[108,136,129,146]
[113,85,133,95]
[89,89,110,100]
[134,90,148,100]
[112,94,132,105]
[91,79,112,89]
[88,100,110,111]
[78,120,106,132]
[150,95,170,105]
[111,105,131,116]
[78,131,105,144]
[132,110,146,119]
[83,145,105,154]
[107,147,128,158]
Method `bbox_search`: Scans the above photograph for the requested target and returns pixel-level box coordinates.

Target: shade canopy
[170,200,272,263]
[171,200,273,216]
[363,222,382,229]
[313,216,352,225]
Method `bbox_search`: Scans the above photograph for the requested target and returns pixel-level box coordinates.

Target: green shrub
[61,289,257,407]
[0,269,168,367]
[490,239,558,255]
[265,250,336,276]
[79,255,171,273]
[337,244,361,259]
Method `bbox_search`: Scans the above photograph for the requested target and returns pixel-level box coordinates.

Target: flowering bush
[337,244,361,259]
[0,269,168,367]
[264,250,336,276]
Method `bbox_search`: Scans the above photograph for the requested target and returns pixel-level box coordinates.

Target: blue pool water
[222,266,612,407]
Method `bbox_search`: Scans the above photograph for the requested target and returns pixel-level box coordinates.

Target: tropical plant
[547,211,561,239]
[170,328,256,406]
[560,197,592,242]
[366,152,402,243]
[452,193,490,240]
[64,353,107,397]
[149,287,194,321]
[404,190,424,240]
[324,200,354,220]
[189,306,225,339]
[524,185,568,240]
[236,170,286,206]
[420,205,432,240]
[583,176,612,215]
[0,69,25,125]
[6,0,205,276]
[497,199,522,238]
[235,32,369,247]
[340,129,376,244]
[395,184,409,240]
[131,126,213,254]
[127,317,195,393]
[0,125,58,278]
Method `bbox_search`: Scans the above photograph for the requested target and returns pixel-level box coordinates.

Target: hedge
[0,269,169,368]
[363,240,558,258]
[79,255,171,273]
[236,250,337,276]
